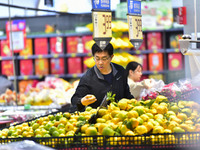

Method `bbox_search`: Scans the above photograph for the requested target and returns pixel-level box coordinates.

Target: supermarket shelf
[8,73,84,80]
[1,53,92,60]
[0,56,15,60]
[0,32,93,40]
[143,28,183,33]
[0,28,183,40]
[166,48,181,53]
[128,49,165,55]
[66,53,92,57]
[17,54,66,60]
[143,70,167,75]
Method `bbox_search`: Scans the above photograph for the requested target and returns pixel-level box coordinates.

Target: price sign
[6,20,26,53]
[128,15,143,49]
[92,11,112,49]
[127,0,143,50]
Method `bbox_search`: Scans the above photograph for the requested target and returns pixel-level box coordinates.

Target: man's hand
[81,94,97,106]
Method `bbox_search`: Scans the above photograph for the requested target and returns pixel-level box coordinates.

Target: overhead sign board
[127,0,141,15]
[92,0,110,10]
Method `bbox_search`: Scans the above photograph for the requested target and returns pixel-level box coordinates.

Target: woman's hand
[143,79,152,89]
[81,94,97,106]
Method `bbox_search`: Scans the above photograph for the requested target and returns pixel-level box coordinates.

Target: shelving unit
[0,27,184,91]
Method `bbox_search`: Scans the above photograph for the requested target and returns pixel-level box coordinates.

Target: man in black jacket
[71,43,134,112]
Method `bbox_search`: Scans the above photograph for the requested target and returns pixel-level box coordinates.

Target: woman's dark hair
[125,61,142,77]
[92,43,113,56]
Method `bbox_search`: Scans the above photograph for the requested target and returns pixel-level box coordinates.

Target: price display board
[6,20,26,53]
[92,0,112,50]
[127,0,143,50]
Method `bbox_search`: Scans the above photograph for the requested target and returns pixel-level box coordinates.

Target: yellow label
[136,50,141,54]
[153,49,158,53]
[128,15,143,40]
[71,53,76,57]
[174,48,179,52]
[0,57,1,60]
[53,54,58,58]
[38,55,43,59]
[87,53,92,56]
[38,75,43,79]
[54,74,59,78]
[92,11,112,38]
[24,76,28,80]
[72,74,78,78]
[153,71,158,74]
[24,56,28,59]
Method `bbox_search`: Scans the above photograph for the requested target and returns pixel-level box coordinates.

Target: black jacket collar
[94,63,118,80]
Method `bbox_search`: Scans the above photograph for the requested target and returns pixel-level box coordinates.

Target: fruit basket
[0,132,200,150]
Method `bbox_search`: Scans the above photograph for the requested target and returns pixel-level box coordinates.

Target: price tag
[128,15,143,50]
[72,74,78,78]
[87,53,92,57]
[153,71,158,74]
[54,74,59,78]
[174,48,180,52]
[38,75,43,79]
[38,55,43,59]
[92,11,112,38]
[53,54,58,58]
[71,53,76,57]
[153,49,158,53]
[128,15,142,40]
[24,76,28,80]
[136,50,141,54]
[24,56,28,59]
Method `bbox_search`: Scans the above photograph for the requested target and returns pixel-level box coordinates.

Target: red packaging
[1,40,12,56]
[35,59,49,76]
[34,38,48,55]
[50,58,65,74]
[68,57,82,74]
[82,35,93,53]
[19,80,34,93]
[168,53,183,70]
[139,34,146,50]
[20,38,33,56]
[147,32,162,50]
[50,37,63,54]
[83,56,90,72]
[139,54,148,71]
[1,60,14,76]
[66,36,79,53]
[20,60,33,75]
[148,53,163,71]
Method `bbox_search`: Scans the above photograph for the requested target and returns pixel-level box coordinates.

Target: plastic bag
[140,79,165,100]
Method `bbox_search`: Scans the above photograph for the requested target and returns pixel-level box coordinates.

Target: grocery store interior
[0,0,200,149]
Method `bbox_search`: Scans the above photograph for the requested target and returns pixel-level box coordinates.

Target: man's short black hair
[92,43,113,56]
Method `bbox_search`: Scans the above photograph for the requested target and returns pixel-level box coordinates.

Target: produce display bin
[0,132,200,150]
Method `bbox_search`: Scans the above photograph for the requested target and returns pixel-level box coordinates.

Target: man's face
[94,51,113,73]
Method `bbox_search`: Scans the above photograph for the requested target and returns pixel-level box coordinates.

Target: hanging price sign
[92,0,112,50]
[127,0,143,50]
[6,20,26,53]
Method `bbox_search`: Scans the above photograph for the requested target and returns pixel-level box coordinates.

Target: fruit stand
[0,93,200,149]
